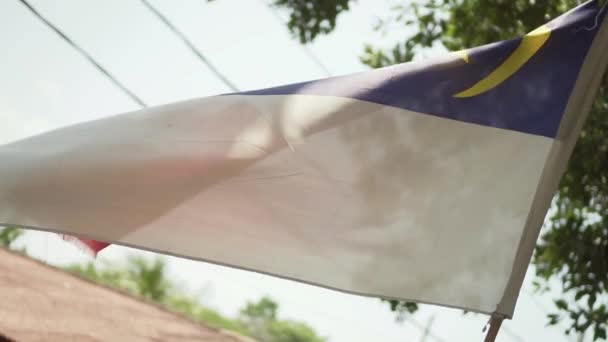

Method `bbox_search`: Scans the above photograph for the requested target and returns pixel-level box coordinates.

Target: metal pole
[484,314,504,342]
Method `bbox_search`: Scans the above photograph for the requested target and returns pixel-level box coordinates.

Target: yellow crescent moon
[453,50,469,63]
[454,25,551,98]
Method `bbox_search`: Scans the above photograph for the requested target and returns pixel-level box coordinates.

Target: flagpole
[483,314,504,342]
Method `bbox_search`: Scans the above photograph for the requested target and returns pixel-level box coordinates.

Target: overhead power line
[404,316,446,342]
[261,0,332,77]
[13,2,533,342]
[502,325,528,342]
[17,0,147,107]
[140,0,239,92]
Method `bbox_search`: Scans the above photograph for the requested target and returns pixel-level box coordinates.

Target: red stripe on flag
[62,235,110,256]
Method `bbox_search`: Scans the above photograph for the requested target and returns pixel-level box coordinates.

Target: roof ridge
[0,247,255,342]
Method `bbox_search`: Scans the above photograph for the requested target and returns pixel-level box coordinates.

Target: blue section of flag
[234,1,605,138]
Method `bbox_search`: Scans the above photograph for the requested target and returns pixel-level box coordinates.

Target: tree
[66,256,170,301]
[272,0,351,43]
[126,256,171,301]
[268,0,608,339]
[66,256,326,341]
[0,227,26,255]
[239,297,327,342]
[68,257,251,335]
[0,227,22,248]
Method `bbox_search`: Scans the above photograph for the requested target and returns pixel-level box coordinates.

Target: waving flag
[1,1,607,318]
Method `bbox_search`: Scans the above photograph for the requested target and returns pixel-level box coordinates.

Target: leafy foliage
[269,0,608,339]
[380,299,418,322]
[239,297,327,342]
[126,256,171,301]
[271,0,350,43]
[537,88,608,339]
[166,294,250,335]
[66,256,170,301]
[66,256,326,341]
[0,227,27,255]
[0,227,23,248]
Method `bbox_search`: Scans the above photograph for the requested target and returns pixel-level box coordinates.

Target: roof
[0,248,255,342]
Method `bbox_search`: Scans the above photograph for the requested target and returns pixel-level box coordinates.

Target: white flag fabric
[1,1,607,317]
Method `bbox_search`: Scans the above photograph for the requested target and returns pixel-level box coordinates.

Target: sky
[0,0,592,341]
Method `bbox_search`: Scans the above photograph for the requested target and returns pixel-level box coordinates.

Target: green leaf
[555,299,568,311]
